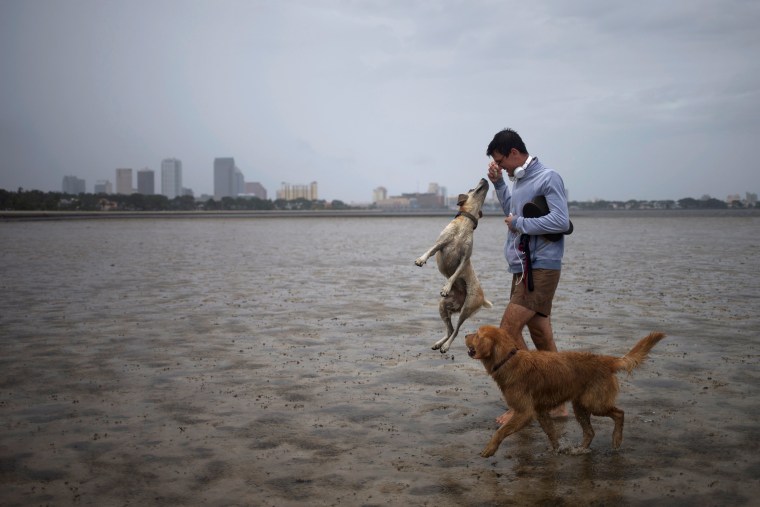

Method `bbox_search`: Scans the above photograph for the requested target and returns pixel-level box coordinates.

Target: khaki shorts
[510,268,561,317]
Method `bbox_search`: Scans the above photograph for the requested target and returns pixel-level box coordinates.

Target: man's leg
[499,302,534,350]
[526,313,556,352]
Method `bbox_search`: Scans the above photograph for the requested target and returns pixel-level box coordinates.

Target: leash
[518,234,534,291]
[455,211,479,229]
[491,348,518,374]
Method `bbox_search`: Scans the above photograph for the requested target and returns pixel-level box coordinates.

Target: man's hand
[505,213,519,233]
[488,161,503,184]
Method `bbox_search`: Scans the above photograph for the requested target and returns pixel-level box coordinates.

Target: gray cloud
[1,0,758,202]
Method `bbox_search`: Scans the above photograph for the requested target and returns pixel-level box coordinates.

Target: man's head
[486,128,529,175]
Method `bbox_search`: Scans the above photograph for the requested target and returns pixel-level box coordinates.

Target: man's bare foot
[496,410,513,426]
[550,404,569,418]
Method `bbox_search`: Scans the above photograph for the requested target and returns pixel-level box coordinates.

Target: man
[486,128,571,424]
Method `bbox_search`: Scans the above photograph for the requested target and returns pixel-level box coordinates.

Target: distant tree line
[1,188,753,212]
[0,189,353,212]
[567,197,753,210]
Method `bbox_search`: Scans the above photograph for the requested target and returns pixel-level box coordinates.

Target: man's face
[492,149,517,174]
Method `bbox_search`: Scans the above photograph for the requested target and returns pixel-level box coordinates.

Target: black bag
[522,195,574,242]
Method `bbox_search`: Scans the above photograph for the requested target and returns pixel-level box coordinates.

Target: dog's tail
[614,332,666,374]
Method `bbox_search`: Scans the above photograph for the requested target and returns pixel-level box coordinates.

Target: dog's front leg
[441,248,471,297]
[415,239,447,267]
[480,412,533,458]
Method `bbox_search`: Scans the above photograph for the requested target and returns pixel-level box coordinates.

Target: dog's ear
[489,326,519,349]
[457,193,468,206]
[487,326,504,339]
[482,326,506,344]
[481,325,500,337]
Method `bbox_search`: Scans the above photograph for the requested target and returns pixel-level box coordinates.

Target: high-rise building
[94,180,113,194]
[214,157,236,200]
[277,181,318,201]
[161,158,182,199]
[235,168,245,196]
[115,168,133,194]
[62,175,86,194]
[428,182,447,202]
[245,182,268,200]
[137,168,155,195]
[373,186,387,203]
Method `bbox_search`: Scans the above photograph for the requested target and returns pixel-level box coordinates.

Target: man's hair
[486,128,528,157]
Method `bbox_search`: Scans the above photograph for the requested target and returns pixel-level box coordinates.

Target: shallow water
[1,212,759,506]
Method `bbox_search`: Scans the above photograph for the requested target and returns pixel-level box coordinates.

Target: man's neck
[515,153,530,167]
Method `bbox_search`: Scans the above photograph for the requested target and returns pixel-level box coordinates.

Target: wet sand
[1,213,759,506]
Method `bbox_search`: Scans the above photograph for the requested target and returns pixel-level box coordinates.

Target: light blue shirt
[493,157,570,273]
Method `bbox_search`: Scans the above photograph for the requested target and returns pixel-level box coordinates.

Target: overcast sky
[1,0,759,203]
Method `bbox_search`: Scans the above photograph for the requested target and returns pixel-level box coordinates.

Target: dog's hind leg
[436,328,458,354]
[432,334,452,351]
[439,297,455,337]
[433,288,464,352]
[536,412,560,450]
[604,406,625,449]
[432,298,456,351]
[437,289,481,353]
[572,401,595,449]
[438,312,468,353]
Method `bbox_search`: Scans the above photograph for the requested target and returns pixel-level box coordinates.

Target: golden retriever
[464,325,666,457]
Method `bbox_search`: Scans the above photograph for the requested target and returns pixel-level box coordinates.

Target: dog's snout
[468,347,476,358]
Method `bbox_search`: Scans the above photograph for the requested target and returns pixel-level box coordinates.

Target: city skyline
[18,148,760,205]
[45,169,760,208]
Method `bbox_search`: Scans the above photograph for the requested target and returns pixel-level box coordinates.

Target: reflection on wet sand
[1,213,759,505]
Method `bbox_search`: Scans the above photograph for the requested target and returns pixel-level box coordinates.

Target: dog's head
[465,325,507,360]
[457,178,490,218]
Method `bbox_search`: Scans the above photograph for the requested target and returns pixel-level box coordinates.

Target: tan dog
[465,325,666,457]
[415,178,493,353]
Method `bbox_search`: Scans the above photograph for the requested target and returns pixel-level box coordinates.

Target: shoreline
[2,208,759,221]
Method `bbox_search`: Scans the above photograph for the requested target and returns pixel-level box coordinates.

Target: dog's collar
[456,211,479,229]
[491,348,518,374]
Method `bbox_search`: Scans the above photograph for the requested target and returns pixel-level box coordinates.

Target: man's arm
[492,178,511,217]
[515,172,570,235]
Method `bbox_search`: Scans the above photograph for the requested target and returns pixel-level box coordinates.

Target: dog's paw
[414,258,426,267]
[439,345,449,354]
[480,445,497,458]
[440,286,450,297]
[559,446,591,456]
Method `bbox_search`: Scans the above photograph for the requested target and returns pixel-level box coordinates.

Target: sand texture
[1,212,759,506]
